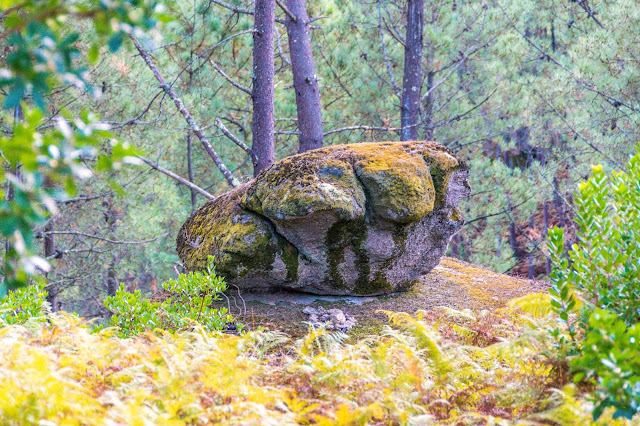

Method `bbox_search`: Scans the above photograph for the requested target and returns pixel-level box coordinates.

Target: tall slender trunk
[543,201,551,275]
[107,259,117,297]
[4,104,23,266]
[528,214,535,279]
[400,0,424,141]
[285,0,323,153]
[43,176,56,311]
[186,131,197,211]
[423,70,434,140]
[252,0,276,176]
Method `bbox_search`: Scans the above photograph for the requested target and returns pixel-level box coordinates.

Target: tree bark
[543,201,551,275]
[4,104,23,275]
[528,213,535,279]
[43,175,56,311]
[423,70,434,140]
[106,259,117,297]
[186,131,197,211]
[138,156,216,200]
[252,0,276,175]
[400,0,424,141]
[286,0,323,153]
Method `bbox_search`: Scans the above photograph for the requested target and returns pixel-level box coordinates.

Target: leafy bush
[570,309,640,420]
[550,160,640,324]
[548,149,640,419]
[0,1,167,294]
[0,281,48,325]
[104,258,236,337]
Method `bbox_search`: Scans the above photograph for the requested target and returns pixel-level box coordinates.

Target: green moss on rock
[177,141,469,295]
[325,218,369,291]
[176,185,279,279]
[351,144,435,223]
[243,156,365,221]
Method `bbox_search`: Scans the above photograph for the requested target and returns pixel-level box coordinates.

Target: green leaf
[108,32,124,52]
[88,43,100,64]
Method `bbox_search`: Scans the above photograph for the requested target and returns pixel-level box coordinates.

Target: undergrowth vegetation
[547,149,640,421]
[0,288,634,425]
[104,257,236,337]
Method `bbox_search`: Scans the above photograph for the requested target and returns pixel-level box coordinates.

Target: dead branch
[138,155,216,200]
[130,35,239,187]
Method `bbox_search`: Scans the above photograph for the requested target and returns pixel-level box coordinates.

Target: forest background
[1,0,638,318]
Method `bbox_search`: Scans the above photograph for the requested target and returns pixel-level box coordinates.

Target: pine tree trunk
[528,214,535,279]
[400,0,424,141]
[252,0,276,176]
[286,0,323,153]
[423,70,434,140]
[107,259,117,297]
[543,201,552,275]
[186,131,197,211]
[43,174,56,311]
[4,104,23,277]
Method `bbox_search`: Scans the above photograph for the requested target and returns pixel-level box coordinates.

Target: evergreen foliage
[548,149,640,420]
[104,257,234,337]
[0,0,166,294]
[2,0,640,423]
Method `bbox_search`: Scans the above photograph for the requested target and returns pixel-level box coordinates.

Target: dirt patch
[212,257,550,338]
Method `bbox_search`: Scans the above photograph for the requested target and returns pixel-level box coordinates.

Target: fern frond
[377,310,443,365]
[505,293,553,319]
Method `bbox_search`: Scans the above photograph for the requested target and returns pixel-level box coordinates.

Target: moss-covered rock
[177,141,470,295]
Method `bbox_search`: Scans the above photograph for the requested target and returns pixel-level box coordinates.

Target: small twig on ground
[231,284,247,317]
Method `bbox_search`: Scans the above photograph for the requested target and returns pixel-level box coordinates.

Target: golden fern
[505,293,553,319]
[377,310,443,365]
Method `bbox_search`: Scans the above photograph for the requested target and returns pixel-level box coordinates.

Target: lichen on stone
[176,141,470,295]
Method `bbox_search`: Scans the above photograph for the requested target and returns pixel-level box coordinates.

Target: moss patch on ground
[211,257,549,338]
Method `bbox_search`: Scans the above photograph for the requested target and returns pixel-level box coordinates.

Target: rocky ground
[212,257,549,337]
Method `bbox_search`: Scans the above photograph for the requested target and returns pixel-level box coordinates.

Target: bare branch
[383,17,407,48]
[214,118,255,161]
[138,155,216,200]
[210,0,286,24]
[61,192,112,204]
[309,16,328,23]
[324,125,397,137]
[209,59,252,95]
[276,29,292,66]
[420,44,479,103]
[43,230,170,245]
[209,0,253,15]
[101,90,163,129]
[378,1,401,98]
[429,88,497,131]
[576,0,604,28]
[130,35,239,187]
[276,0,297,22]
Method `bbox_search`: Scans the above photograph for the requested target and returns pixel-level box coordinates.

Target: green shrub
[0,281,48,325]
[550,160,640,324]
[548,149,640,420]
[570,309,640,420]
[104,258,236,337]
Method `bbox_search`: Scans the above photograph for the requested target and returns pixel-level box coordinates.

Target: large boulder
[176,141,470,295]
